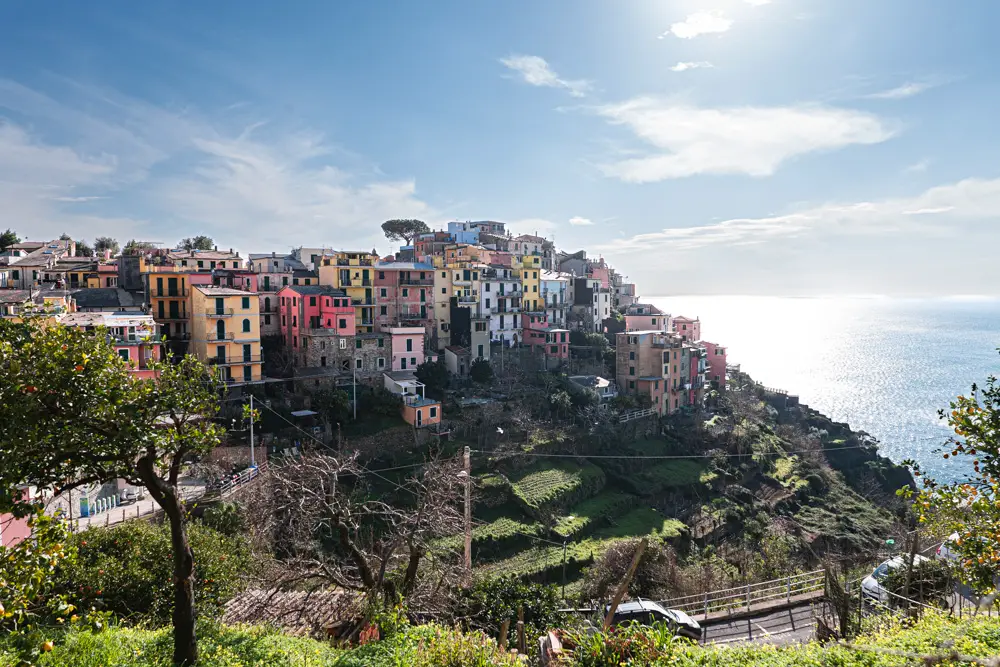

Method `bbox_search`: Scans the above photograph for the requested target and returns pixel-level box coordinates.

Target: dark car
[607,600,702,641]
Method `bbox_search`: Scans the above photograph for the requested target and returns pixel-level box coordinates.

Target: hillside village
[0,222,727,435]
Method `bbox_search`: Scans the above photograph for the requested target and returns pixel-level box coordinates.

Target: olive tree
[0,318,224,665]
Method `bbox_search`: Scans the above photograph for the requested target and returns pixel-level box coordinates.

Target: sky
[2,0,1000,295]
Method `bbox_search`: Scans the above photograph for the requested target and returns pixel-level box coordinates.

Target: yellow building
[146,268,193,345]
[433,266,454,349]
[190,286,262,384]
[516,254,542,312]
[318,250,379,333]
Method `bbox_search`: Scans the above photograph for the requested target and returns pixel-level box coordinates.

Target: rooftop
[279,285,347,297]
[292,269,318,278]
[70,288,140,310]
[59,312,158,328]
[167,249,242,261]
[194,285,258,296]
[0,290,33,304]
[374,261,435,271]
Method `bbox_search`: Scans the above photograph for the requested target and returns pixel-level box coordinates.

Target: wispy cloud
[903,158,931,174]
[745,0,772,5]
[597,177,1000,252]
[0,80,436,249]
[595,98,894,182]
[568,216,593,226]
[660,12,733,40]
[868,81,936,100]
[499,55,591,98]
[670,61,714,72]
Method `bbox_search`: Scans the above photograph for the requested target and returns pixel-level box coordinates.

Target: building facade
[318,250,379,333]
[190,286,262,384]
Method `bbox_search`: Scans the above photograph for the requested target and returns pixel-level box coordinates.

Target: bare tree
[246,452,466,609]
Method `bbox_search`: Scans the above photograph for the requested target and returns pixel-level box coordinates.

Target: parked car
[861,554,930,603]
[937,532,963,560]
[606,600,702,641]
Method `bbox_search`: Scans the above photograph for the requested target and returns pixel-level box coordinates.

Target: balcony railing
[157,313,188,321]
[336,259,373,267]
[210,355,262,365]
[206,308,235,317]
[207,333,235,342]
[400,277,434,286]
[351,298,375,306]
[458,295,478,303]
[150,288,189,297]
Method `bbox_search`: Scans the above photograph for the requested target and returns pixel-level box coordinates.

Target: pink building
[58,312,163,380]
[384,325,427,371]
[624,303,670,333]
[374,262,435,331]
[672,316,701,342]
[0,487,34,547]
[278,285,355,354]
[521,313,569,363]
[588,259,611,290]
[97,262,118,288]
[703,341,728,390]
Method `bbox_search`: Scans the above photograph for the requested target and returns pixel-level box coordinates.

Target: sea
[648,296,1000,483]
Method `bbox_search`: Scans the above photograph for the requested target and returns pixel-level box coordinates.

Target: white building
[477,265,522,347]
[540,271,570,328]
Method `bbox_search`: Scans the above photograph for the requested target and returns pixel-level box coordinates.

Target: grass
[596,507,686,540]
[509,461,605,515]
[619,459,710,495]
[437,513,543,555]
[553,491,637,539]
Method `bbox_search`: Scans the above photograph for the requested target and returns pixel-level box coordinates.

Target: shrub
[458,575,565,640]
[199,501,246,537]
[563,620,690,667]
[58,520,254,624]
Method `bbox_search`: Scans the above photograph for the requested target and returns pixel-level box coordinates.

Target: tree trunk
[166,502,198,666]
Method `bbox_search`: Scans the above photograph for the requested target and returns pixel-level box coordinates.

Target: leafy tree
[180,235,214,251]
[0,509,105,660]
[381,219,430,246]
[904,351,1000,596]
[122,239,155,255]
[415,359,449,398]
[470,358,493,384]
[0,318,225,665]
[882,558,953,609]
[550,390,573,419]
[0,228,19,252]
[59,521,254,624]
[310,387,351,425]
[457,576,565,640]
[94,236,119,255]
[59,233,72,241]
[74,240,95,257]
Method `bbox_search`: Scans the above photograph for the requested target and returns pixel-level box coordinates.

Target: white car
[937,532,961,560]
[861,554,930,603]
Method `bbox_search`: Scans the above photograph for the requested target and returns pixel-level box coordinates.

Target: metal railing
[207,332,235,341]
[206,308,235,316]
[150,288,188,297]
[658,570,826,618]
[210,355,263,365]
[619,408,657,423]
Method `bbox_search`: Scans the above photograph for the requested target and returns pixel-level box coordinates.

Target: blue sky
[2,0,1000,295]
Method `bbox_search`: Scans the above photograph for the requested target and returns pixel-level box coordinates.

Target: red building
[521,312,569,365]
[277,285,355,354]
[374,261,435,331]
[703,341,728,390]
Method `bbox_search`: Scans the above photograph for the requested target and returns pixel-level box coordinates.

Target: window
[293,278,299,285]
[282,315,286,326]
[652,318,657,326]
[380,288,387,298]
[197,261,204,268]
[550,345,558,354]
[377,357,385,368]
[356,358,363,370]
[264,314,271,325]
[629,380,635,390]
[485,298,490,309]
[629,366,635,376]
[406,338,413,352]
[321,356,327,367]
[309,296,316,306]
[629,351,635,360]
[379,271,385,280]
[355,339,362,349]
[242,318,251,332]
[441,272,446,278]
[293,336,297,348]
[441,287,446,294]
[118,349,130,362]
[243,366,252,382]
[339,339,348,350]
[292,316,297,327]
[339,318,347,328]
[341,359,350,370]
[430,407,437,418]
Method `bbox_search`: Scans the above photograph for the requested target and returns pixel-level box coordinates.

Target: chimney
[272,251,276,258]
[229,248,233,254]
[214,245,218,251]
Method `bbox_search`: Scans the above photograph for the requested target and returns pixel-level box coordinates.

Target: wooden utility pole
[463,445,472,586]
[603,537,647,629]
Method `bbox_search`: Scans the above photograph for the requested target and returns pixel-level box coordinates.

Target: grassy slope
[8,613,1000,666]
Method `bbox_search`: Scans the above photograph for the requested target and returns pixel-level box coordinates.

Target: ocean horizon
[647,295,1000,483]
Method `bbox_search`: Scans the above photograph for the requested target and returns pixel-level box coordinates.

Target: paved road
[703,603,817,645]
[46,478,208,530]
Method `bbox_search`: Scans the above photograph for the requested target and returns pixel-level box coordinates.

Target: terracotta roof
[222,588,363,638]
[0,290,33,304]
[193,285,257,296]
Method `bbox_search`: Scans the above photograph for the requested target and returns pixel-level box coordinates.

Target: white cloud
[597,177,1000,252]
[903,158,931,174]
[568,216,593,226]
[745,0,772,5]
[510,217,558,235]
[595,98,894,182]
[670,61,714,72]
[0,80,437,249]
[868,81,935,100]
[499,55,591,98]
[661,12,733,39]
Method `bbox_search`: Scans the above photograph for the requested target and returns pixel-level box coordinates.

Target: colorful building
[616,330,687,416]
[277,285,355,367]
[374,261,434,331]
[521,312,569,367]
[318,250,379,333]
[672,316,701,342]
[384,325,427,371]
[146,268,192,352]
[166,248,244,271]
[58,312,163,380]
[540,271,570,328]
[189,285,262,384]
[625,303,671,333]
[515,254,542,312]
[702,341,728,390]
[383,372,442,428]
[478,265,522,346]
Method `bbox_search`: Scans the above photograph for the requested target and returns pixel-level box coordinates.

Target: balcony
[351,298,375,306]
[150,288,188,297]
[157,313,188,322]
[205,308,235,317]
[400,277,434,286]
[336,259,373,267]
[210,355,263,365]
[207,332,235,342]
[458,295,478,304]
